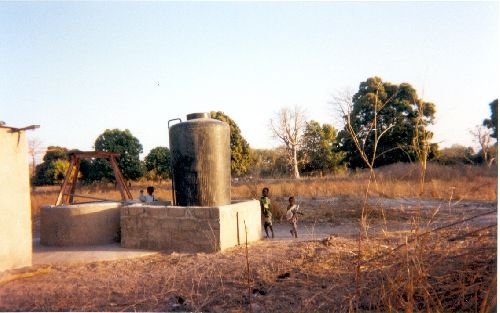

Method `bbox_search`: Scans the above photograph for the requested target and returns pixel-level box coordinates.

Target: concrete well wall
[0,128,32,272]
[40,201,122,246]
[121,200,261,253]
[218,200,262,250]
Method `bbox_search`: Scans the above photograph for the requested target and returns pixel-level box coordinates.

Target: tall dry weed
[356,221,496,312]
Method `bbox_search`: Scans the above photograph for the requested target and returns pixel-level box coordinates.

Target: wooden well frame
[55,151,133,206]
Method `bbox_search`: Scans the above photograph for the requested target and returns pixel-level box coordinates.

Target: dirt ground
[0,197,496,312]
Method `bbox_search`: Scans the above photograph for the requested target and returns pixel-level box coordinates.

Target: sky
[0,1,498,160]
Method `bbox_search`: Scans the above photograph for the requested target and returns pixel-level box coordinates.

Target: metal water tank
[169,112,231,206]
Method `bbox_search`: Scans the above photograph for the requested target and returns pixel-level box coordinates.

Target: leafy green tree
[338,77,436,168]
[483,99,498,139]
[32,146,70,186]
[42,146,69,162]
[428,143,440,161]
[145,146,171,181]
[435,145,475,165]
[248,148,289,178]
[210,111,251,176]
[300,121,345,174]
[89,129,145,182]
[78,158,93,183]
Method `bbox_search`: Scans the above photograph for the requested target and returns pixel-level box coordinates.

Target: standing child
[260,187,274,238]
[286,196,303,238]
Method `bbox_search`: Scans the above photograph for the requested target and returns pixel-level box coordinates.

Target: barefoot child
[260,187,274,238]
[286,196,303,238]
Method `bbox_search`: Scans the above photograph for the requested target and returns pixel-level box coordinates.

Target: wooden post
[68,155,80,204]
[110,156,132,200]
[55,157,75,206]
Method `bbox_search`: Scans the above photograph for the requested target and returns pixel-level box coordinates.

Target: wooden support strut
[68,155,80,204]
[110,156,133,200]
[55,157,75,206]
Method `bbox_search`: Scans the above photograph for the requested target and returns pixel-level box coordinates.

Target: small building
[0,125,33,272]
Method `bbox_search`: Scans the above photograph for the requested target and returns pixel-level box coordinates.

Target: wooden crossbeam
[68,151,120,158]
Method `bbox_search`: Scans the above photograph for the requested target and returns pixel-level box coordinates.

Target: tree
[428,143,440,160]
[470,125,495,167]
[145,146,171,181]
[300,120,345,174]
[436,145,475,165]
[483,99,498,139]
[43,146,69,162]
[90,129,145,182]
[335,77,436,169]
[32,146,70,186]
[248,148,289,178]
[411,98,435,195]
[270,106,306,179]
[210,111,251,176]
[28,137,43,177]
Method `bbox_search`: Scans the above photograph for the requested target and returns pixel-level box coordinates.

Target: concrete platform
[121,200,262,252]
[32,238,157,266]
[40,201,122,246]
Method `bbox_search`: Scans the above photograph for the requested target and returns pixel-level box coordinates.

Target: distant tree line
[32,77,498,185]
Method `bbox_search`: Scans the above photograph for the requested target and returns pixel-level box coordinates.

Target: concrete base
[32,238,157,265]
[121,200,262,253]
[40,201,122,246]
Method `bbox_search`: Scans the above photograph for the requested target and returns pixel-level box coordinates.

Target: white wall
[0,128,32,271]
[219,200,262,250]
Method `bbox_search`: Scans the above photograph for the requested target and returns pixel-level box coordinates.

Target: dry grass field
[1,163,496,312]
[0,217,496,312]
[30,163,497,218]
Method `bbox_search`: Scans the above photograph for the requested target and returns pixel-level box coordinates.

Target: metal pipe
[168,118,182,206]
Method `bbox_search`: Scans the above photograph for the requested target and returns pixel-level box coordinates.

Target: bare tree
[332,85,395,178]
[28,137,43,176]
[470,125,495,167]
[331,86,397,303]
[411,98,433,195]
[269,106,306,179]
[332,85,398,241]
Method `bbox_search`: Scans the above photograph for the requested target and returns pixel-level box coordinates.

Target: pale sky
[0,2,498,159]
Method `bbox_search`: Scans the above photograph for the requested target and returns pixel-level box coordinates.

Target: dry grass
[30,163,496,219]
[1,218,495,312]
[29,163,496,238]
[356,221,497,312]
[232,163,497,201]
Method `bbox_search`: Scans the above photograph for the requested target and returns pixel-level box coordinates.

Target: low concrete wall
[0,128,32,272]
[121,200,261,253]
[40,201,122,246]
[219,200,262,250]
